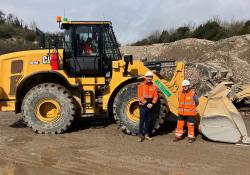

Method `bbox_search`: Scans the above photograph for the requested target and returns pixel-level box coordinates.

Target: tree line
[0,10,37,42]
[132,18,250,46]
[0,10,41,54]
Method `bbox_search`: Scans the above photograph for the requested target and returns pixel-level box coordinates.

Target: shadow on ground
[67,116,115,133]
[9,114,203,140]
[9,115,115,133]
[9,119,27,128]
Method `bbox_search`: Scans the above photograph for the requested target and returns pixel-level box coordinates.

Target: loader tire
[113,82,168,135]
[22,83,76,134]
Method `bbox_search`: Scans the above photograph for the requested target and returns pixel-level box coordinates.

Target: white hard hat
[182,80,190,86]
[145,71,153,77]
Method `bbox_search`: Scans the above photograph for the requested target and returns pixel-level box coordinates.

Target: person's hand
[147,103,153,109]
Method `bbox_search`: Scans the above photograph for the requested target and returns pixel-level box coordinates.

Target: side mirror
[124,55,133,65]
[123,55,133,76]
[141,57,147,62]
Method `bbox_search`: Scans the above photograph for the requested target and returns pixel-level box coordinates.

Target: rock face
[120,35,250,85]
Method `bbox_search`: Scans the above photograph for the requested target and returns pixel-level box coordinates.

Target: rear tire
[22,83,76,134]
[113,82,168,135]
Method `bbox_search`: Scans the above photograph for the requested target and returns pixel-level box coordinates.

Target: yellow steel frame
[0,48,199,118]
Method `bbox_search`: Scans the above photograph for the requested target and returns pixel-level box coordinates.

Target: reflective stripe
[175,129,183,137]
[178,108,196,112]
[188,121,195,138]
[176,133,183,137]
[188,134,195,138]
[176,131,183,134]
[178,90,197,116]
[179,101,195,105]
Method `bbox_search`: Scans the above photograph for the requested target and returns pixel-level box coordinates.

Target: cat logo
[42,55,51,64]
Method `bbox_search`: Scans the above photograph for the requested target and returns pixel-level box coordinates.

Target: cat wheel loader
[0,17,249,144]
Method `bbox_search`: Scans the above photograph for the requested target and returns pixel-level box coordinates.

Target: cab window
[75,26,100,57]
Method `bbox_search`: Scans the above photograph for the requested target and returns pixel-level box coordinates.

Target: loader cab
[60,21,121,78]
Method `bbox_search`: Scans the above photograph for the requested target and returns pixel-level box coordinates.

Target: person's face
[146,76,153,83]
[183,85,189,91]
[87,39,92,45]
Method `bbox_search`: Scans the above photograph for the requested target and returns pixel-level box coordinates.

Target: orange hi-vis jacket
[85,45,93,56]
[138,81,158,105]
[178,89,197,116]
[80,43,93,56]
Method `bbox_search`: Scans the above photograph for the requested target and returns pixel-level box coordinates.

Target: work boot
[173,137,183,142]
[188,138,195,143]
[145,134,153,141]
[138,136,144,142]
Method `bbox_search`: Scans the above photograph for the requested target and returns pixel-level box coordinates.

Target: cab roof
[61,21,112,25]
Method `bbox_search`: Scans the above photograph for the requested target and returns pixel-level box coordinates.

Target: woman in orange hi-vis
[174,80,199,143]
[137,71,158,142]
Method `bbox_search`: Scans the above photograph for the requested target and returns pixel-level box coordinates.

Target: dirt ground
[0,112,250,175]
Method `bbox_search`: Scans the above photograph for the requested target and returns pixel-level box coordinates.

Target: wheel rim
[125,98,140,123]
[35,99,61,123]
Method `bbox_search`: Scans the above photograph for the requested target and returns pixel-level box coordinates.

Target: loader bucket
[236,85,250,101]
[200,83,250,144]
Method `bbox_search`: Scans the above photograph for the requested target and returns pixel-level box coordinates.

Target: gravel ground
[0,112,250,175]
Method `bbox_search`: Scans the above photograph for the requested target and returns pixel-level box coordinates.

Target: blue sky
[1,0,250,44]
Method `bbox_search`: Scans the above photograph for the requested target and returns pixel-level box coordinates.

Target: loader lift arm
[143,60,176,73]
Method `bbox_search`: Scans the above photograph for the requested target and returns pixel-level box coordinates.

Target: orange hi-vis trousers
[175,115,195,139]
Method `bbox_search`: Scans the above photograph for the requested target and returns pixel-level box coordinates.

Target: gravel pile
[120,35,250,84]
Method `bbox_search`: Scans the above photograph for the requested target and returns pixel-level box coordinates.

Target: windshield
[75,25,100,57]
[63,24,121,60]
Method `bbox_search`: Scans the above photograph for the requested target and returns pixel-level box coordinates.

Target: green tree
[0,24,14,39]
[169,26,191,42]
[131,18,250,46]
[193,21,223,40]
[24,31,37,42]
[158,30,170,43]
[147,30,161,44]
[240,20,250,34]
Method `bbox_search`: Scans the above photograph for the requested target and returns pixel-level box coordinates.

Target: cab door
[65,25,103,77]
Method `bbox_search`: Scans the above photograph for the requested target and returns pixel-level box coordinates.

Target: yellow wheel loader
[0,18,249,144]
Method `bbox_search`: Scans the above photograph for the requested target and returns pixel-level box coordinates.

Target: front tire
[113,82,168,135]
[22,83,76,134]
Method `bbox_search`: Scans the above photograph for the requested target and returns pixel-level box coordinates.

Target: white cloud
[1,0,250,44]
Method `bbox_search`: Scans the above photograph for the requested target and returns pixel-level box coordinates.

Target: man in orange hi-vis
[174,80,199,143]
[138,71,158,142]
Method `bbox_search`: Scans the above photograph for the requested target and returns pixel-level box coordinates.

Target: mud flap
[200,83,250,144]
